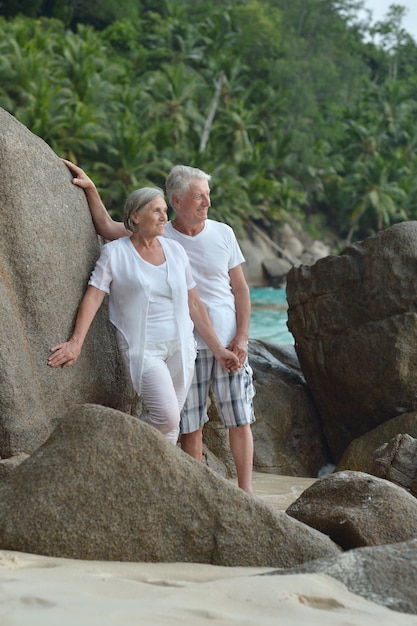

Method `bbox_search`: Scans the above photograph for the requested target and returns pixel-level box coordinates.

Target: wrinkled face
[131,196,168,235]
[173,179,211,226]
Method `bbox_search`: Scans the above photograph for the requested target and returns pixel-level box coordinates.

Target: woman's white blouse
[88,236,195,395]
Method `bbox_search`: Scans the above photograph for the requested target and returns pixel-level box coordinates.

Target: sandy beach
[1,473,416,626]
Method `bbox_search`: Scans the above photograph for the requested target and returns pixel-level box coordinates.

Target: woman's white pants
[118,334,196,445]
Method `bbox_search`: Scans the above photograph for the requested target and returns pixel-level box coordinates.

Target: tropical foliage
[0,0,416,243]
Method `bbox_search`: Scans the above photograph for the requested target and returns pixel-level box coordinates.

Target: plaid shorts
[179,348,256,434]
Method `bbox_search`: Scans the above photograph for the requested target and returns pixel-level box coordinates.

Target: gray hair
[165,165,211,205]
[123,187,164,232]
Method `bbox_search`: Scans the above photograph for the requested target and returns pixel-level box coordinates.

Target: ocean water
[249,287,294,346]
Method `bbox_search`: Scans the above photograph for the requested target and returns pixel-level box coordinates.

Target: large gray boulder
[286,470,417,550]
[370,433,417,494]
[0,108,131,460]
[0,404,340,566]
[336,411,417,474]
[287,222,417,461]
[269,539,417,615]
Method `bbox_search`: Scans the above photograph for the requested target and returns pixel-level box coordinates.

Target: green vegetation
[1,0,416,244]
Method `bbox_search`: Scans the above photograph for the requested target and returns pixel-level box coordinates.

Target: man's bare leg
[229,424,254,494]
[181,426,204,461]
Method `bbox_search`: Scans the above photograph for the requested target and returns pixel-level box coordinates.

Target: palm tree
[345,156,407,241]
[142,62,206,156]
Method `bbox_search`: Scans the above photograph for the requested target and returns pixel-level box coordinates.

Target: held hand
[61,159,94,190]
[48,338,82,369]
[217,348,241,373]
[227,336,248,367]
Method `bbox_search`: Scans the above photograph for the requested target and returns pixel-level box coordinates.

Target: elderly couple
[48,162,256,494]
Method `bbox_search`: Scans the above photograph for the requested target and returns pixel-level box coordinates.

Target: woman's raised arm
[62,159,129,241]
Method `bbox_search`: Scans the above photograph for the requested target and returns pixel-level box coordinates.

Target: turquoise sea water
[249,287,294,346]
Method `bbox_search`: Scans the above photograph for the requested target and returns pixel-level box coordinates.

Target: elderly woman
[48,180,239,445]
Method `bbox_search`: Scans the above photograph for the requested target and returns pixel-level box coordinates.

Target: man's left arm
[228,264,251,365]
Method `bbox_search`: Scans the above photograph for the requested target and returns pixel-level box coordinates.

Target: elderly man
[63,160,256,494]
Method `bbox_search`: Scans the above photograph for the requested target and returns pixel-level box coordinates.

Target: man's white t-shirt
[164,219,245,349]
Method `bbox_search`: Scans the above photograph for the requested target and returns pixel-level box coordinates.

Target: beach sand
[1,473,416,626]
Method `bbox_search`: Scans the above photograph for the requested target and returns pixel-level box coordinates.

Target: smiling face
[131,196,168,237]
[172,179,211,232]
